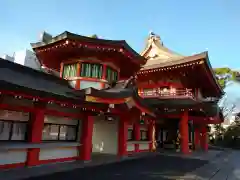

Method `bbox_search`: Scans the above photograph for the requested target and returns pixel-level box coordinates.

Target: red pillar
[134,123,140,152]
[194,128,200,150]
[118,115,128,158]
[80,116,94,161]
[201,126,208,151]
[148,121,154,151]
[26,104,45,166]
[179,110,189,154]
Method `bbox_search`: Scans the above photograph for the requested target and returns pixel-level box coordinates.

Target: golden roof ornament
[148,31,163,46]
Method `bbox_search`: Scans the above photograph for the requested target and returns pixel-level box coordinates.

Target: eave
[137,51,224,97]
[31,31,146,64]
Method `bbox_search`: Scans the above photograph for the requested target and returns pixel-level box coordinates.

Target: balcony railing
[138,88,195,99]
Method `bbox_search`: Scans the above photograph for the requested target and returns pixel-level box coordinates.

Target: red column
[148,121,154,151]
[179,110,189,154]
[194,128,200,150]
[118,115,128,158]
[26,105,45,166]
[134,123,140,152]
[80,116,94,161]
[101,64,107,89]
[201,126,208,151]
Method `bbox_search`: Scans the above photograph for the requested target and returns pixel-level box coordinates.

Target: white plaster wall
[39,147,78,160]
[92,117,119,154]
[80,81,102,90]
[127,144,135,152]
[0,150,27,165]
[139,144,149,150]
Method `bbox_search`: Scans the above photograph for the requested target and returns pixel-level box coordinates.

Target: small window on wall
[80,63,103,79]
[140,130,148,141]
[0,121,27,141]
[106,67,118,82]
[42,124,78,141]
[128,128,134,141]
[62,63,78,79]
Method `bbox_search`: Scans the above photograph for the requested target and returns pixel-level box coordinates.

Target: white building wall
[92,116,119,154]
[0,150,27,165]
[14,49,41,70]
[1,49,41,70]
[1,54,14,62]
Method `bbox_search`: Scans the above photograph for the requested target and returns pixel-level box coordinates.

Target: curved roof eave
[31,31,145,62]
[204,52,224,96]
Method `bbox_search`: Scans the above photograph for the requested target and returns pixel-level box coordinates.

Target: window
[42,123,78,141]
[106,67,118,82]
[128,128,134,141]
[140,130,148,141]
[80,63,103,79]
[62,63,77,78]
[0,120,27,141]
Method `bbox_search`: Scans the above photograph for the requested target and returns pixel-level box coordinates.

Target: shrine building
[0,31,223,169]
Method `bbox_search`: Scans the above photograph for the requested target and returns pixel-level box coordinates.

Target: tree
[214,67,238,89]
[211,68,238,142]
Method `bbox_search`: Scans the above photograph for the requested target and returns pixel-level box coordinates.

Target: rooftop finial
[148,31,163,46]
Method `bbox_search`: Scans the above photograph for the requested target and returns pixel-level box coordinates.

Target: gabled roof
[141,32,184,67]
[141,51,206,70]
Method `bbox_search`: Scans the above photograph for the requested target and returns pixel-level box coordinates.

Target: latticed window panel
[106,67,118,82]
[62,63,77,78]
[81,63,103,79]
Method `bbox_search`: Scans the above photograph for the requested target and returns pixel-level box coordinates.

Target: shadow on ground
[23,155,208,180]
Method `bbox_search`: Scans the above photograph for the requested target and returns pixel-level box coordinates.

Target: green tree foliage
[214,67,238,88]
[90,34,98,38]
[212,67,238,144]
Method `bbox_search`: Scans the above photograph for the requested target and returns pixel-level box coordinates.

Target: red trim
[64,59,120,72]
[127,151,135,155]
[0,162,25,169]
[27,108,45,166]
[0,90,102,110]
[180,110,190,154]
[38,156,78,165]
[60,62,64,78]
[0,103,35,112]
[118,115,128,157]
[80,116,94,161]
[75,63,81,89]
[0,103,86,119]
[139,149,149,153]
[138,82,183,89]
[134,123,140,152]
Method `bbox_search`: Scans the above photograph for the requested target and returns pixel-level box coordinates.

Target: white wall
[0,150,27,165]
[1,54,14,62]
[1,49,41,70]
[39,147,78,160]
[14,50,41,70]
[92,116,119,154]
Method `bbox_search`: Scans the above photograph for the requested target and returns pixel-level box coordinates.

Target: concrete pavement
[0,150,231,180]
[22,154,208,180]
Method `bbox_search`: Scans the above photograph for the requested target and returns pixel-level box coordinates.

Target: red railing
[138,88,194,99]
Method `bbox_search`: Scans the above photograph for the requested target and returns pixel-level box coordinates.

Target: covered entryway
[91,116,119,155]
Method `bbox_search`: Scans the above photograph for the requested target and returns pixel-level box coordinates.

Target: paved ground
[22,155,208,180]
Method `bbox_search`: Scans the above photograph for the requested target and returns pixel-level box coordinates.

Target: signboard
[0,110,29,122]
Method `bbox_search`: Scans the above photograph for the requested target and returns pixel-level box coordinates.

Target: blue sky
[1,0,240,69]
